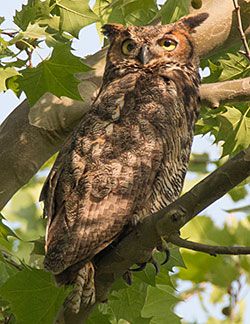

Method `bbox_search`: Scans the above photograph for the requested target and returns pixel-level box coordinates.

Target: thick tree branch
[168,234,250,255]
[0,98,85,210]
[190,0,250,58]
[200,77,250,108]
[56,147,250,323]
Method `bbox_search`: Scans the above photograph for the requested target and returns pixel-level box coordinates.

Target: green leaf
[195,106,221,137]
[30,237,45,256]
[56,0,99,38]
[0,17,4,25]
[155,266,174,288]
[109,0,158,25]
[149,313,181,324]
[14,0,51,31]
[108,280,147,322]
[0,68,20,92]
[202,60,222,84]
[3,58,28,68]
[86,306,112,324]
[17,23,48,40]
[179,216,247,286]
[6,75,22,98]
[163,246,186,272]
[0,260,19,287]
[178,252,239,287]
[0,37,14,59]
[217,105,250,156]
[19,44,91,105]
[189,153,210,174]
[94,0,158,27]
[219,53,250,81]
[181,216,235,246]
[133,263,156,286]
[0,268,70,324]
[228,184,248,202]
[159,0,189,24]
[0,214,18,241]
[141,285,180,321]
[234,218,250,246]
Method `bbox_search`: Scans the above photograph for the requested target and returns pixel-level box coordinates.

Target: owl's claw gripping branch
[129,262,147,272]
[129,255,160,274]
[156,237,170,265]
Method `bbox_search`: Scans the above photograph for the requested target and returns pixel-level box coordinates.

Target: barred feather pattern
[40,15,208,313]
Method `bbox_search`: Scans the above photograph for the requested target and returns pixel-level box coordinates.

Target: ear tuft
[180,12,209,31]
[102,23,125,39]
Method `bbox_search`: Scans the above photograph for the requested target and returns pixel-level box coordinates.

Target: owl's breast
[130,76,182,130]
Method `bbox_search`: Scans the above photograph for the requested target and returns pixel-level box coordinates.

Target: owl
[40,12,209,313]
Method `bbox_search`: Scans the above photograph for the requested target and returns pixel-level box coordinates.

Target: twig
[168,235,250,256]
[1,31,18,38]
[232,0,250,61]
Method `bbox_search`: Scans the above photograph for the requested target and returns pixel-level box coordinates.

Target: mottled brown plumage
[40,13,208,312]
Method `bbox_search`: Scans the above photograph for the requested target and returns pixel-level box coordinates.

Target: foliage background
[0,0,250,323]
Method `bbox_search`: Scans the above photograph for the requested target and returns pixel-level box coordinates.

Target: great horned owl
[40,13,208,313]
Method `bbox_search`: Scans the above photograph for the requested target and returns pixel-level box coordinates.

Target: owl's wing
[41,126,160,275]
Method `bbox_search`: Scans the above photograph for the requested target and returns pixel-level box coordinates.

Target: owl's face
[102,13,208,80]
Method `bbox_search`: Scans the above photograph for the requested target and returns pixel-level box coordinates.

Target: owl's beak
[138,45,152,65]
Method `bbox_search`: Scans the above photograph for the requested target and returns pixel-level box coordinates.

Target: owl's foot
[122,271,133,285]
[129,256,160,274]
[157,237,170,265]
[128,239,170,274]
[65,261,96,313]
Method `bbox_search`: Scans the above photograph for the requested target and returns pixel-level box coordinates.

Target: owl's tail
[65,261,96,313]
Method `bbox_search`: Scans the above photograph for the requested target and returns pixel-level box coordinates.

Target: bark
[190,0,250,58]
[200,77,250,108]
[168,235,250,255]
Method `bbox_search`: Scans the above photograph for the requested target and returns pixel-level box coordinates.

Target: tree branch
[168,234,250,255]
[56,147,250,323]
[232,0,250,61]
[200,77,250,108]
[189,0,250,58]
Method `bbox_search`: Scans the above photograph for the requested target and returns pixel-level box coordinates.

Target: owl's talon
[129,262,147,272]
[161,249,170,265]
[123,270,133,285]
[129,256,160,274]
[157,237,170,265]
[150,257,160,274]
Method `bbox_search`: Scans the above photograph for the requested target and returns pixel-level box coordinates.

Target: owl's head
[102,13,208,80]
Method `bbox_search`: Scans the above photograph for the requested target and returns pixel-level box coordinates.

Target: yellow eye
[121,39,136,55]
[159,39,177,51]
